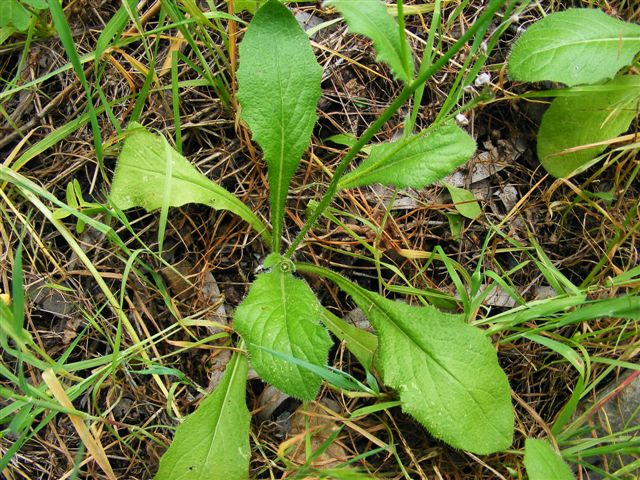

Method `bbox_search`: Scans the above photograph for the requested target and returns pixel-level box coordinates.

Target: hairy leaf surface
[233,261,332,400]
[328,0,412,83]
[538,76,640,177]
[109,123,270,243]
[508,9,640,86]
[302,265,514,454]
[236,0,322,252]
[524,439,575,480]
[155,352,250,480]
[338,124,476,190]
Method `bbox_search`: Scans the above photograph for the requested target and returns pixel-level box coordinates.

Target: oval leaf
[109,122,270,243]
[233,262,332,400]
[524,439,575,480]
[1,0,30,31]
[444,183,481,219]
[305,266,514,454]
[327,0,413,83]
[537,76,640,178]
[508,9,640,86]
[236,0,322,252]
[338,124,476,190]
[155,352,250,480]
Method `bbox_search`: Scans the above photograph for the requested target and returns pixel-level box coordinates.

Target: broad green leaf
[350,292,513,453]
[508,9,640,86]
[444,183,481,219]
[328,0,412,83]
[231,0,264,14]
[524,439,575,480]
[338,124,476,190]
[0,0,30,31]
[22,0,48,9]
[251,343,371,393]
[155,352,250,480]
[320,308,378,372]
[109,122,271,244]
[537,76,640,178]
[236,0,322,253]
[300,265,514,454]
[233,255,332,400]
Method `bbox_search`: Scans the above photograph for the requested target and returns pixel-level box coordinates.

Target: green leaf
[231,0,265,14]
[298,265,514,454]
[0,0,30,31]
[155,352,250,480]
[351,293,513,454]
[444,183,481,219]
[109,122,271,244]
[508,9,640,86]
[338,124,476,190]
[320,308,378,372]
[233,257,332,400]
[236,0,322,253]
[11,244,27,343]
[446,213,462,241]
[95,0,138,64]
[328,0,413,83]
[524,439,575,480]
[537,76,640,178]
[179,0,215,28]
[22,0,48,9]
[325,133,358,148]
[250,343,372,394]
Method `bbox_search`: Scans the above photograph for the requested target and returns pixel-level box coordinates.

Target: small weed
[106,1,517,477]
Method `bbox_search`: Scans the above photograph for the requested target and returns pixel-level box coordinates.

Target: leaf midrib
[120,161,252,215]
[520,36,640,59]
[274,41,286,252]
[344,140,453,185]
[202,354,244,474]
[364,291,509,442]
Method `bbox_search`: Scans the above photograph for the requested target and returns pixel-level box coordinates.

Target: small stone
[455,113,469,126]
[474,72,492,87]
